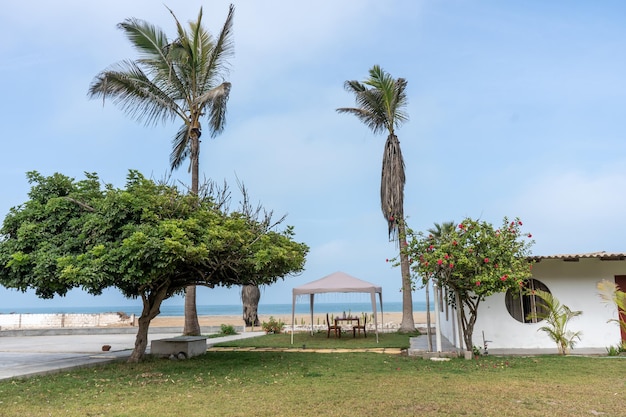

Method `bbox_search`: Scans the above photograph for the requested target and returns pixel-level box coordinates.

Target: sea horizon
[0,301,429,316]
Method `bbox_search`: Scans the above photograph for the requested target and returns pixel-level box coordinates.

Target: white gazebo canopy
[291,271,384,343]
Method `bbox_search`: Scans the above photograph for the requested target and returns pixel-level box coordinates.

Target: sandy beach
[150,311,432,328]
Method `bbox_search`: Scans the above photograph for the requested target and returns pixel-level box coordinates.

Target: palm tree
[337,65,415,332]
[88,5,235,336]
[425,221,455,350]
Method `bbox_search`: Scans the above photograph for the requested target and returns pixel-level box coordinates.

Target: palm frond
[118,18,169,62]
[205,82,231,137]
[427,221,456,239]
[203,4,235,88]
[170,124,191,171]
[88,60,181,126]
[597,279,626,333]
[118,18,186,97]
[380,134,406,239]
[528,289,583,355]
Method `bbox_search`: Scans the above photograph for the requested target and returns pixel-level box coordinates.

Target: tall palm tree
[337,65,415,332]
[88,5,235,336]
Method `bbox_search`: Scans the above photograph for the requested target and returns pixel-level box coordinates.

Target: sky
[1,0,626,310]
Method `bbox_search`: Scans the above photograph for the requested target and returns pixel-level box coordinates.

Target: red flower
[437,259,443,265]
[500,274,508,281]
[475,281,481,286]
[449,263,454,268]
[444,254,449,260]
[518,220,523,226]
[386,259,389,262]
[452,240,458,246]
[458,224,465,229]
[484,257,489,263]
[429,245,434,251]
[527,233,532,238]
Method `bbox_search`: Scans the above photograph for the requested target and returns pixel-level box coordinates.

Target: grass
[214,330,419,349]
[0,334,624,417]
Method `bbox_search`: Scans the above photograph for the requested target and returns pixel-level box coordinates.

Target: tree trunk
[129,314,152,363]
[183,285,201,336]
[129,286,169,363]
[461,299,480,352]
[183,131,201,336]
[398,221,416,333]
[241,285,261,327]
[425,278,432,351]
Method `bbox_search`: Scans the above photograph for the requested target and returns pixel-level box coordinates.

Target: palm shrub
[527,289,582,355]
[597,279,626,340]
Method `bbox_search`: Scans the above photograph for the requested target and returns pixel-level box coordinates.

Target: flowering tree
[404,217,534,351]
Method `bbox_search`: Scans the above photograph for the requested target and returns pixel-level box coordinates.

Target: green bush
[262,316,285,334]
[606,342,626,356]
[220,324,237,335]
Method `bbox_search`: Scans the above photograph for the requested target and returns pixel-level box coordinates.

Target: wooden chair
[353,315,367,338]
[326,313,341,338]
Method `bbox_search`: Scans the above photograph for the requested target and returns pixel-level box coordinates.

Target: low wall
[0,312,134,330]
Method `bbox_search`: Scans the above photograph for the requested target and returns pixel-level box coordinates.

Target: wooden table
[334,317,360,338]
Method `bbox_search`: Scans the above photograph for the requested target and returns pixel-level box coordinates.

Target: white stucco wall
[0,312,133,330]
[436,257,625,350]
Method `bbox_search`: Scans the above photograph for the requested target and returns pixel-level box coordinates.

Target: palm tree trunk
[183,131,201,336]
[398,221,416,333]
[241,285,261,328]
[183,285,201,336]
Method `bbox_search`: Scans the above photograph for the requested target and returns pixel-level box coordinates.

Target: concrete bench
[150,336,208,358]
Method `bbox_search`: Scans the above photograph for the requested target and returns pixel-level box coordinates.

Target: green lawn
[214,330,418,349]
[0,335,624,417]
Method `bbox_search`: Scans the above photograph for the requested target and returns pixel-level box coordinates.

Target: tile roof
[530,251,626,261]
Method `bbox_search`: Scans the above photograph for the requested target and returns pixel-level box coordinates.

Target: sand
[150,311,432,327]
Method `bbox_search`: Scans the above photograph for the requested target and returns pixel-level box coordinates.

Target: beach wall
[0,312,134,330]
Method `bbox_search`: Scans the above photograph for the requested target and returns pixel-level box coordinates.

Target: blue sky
[1,1,626,310]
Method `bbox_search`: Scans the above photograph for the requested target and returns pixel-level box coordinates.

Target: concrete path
[0,328,265,381]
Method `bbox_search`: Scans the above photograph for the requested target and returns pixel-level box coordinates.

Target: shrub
[220,324,237,335]
[527,289,582,355]
[606,342,626,356]
[262,316,285,334]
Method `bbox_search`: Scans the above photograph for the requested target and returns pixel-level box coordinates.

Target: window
[505,278,551,323]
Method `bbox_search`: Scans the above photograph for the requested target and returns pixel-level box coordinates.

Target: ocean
[0,301,429,316]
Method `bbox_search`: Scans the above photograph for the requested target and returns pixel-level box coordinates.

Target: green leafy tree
[337,65,415,332]
[527,289,582,355]
[0,171,308,362]
[404,217,534,350]
[88,5,235,336]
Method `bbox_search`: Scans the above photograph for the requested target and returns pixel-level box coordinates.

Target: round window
[505,278,551,323]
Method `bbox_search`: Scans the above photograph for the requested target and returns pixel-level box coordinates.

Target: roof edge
[529,251,626,262]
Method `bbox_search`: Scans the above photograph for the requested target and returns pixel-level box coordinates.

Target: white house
[435,252,626,354]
